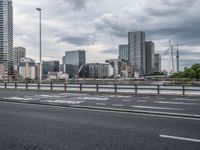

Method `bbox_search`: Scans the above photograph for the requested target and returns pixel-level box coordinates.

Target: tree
[171,64,200,79]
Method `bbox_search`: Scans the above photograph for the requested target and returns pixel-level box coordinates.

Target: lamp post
[36,8,42,82]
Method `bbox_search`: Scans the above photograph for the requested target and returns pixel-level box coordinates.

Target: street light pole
[36,8,42,82]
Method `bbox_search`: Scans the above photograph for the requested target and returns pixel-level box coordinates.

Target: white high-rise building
[0,0,13,76]
[128,31,146,76]
[19,58,36,80]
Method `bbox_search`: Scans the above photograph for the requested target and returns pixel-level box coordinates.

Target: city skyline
[13,0,200,70]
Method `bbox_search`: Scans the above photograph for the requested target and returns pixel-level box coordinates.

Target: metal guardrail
[0,82,200,96]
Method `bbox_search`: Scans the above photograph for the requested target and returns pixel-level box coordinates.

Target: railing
[0,82,200,96]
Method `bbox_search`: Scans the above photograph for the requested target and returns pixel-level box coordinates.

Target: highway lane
[1,90,200,117]
[0,101,200,150]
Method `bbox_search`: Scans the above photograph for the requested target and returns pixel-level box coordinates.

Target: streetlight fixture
[36,8,42,82]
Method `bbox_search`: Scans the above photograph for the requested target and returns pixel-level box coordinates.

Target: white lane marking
[1,101,200,121]
[130,105,183,111]
[96,103,106,106]
[137,100,147,103]
[155,101,199,105]
[121,99,131,102]
[174,98,198,101]
[112,104,124,107]
[109,95,131,98]
[159,135,200,143]
[78,97,109,101]
[46,100,83,104]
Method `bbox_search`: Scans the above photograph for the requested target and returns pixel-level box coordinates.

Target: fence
[0,82,200,96]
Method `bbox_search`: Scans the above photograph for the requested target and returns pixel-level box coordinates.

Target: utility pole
[36,8,42,82]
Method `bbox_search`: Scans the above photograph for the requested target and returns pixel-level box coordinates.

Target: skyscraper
[0,0,13,76]
[154,53,161,72]
[128,31,146,76]
[119,44,128,61]
[145,41,155,75]
[64,50,86,78]
[13,47,26,66]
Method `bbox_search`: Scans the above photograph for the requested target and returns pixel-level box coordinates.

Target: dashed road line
[121,99,131,102]
[96,103,106,106]
[155,101,199,105]
[137,100,147,103]
[159,135,200,143]
[130,105,183,111]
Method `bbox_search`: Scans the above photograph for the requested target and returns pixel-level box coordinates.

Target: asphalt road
[0,90,200,150]
[1,90,200,117]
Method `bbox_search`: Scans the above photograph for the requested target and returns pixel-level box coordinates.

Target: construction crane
[162,41,180,76]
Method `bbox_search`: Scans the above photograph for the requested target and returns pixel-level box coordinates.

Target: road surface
[0,90,200,150]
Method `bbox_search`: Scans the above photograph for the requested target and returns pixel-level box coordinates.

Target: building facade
[109,59,122,77]
[42,61,59,78]
[19,57,35,80]
[85,63,112,78]
[119,44,129,61]
[35,63,40,80]
[13,47,26,66]
[64,50,86,78]
[128,31,146,76]
[0,64,5,80]
[13,47,26,76]
[0,0,13,76]
[145,41,155,75]
[154,54,161,72]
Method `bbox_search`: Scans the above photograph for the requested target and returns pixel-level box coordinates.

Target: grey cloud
[101,48,118,54]
[63,0,87,11]
[93,0,200,48]
[145,0,199,17]
[63,0,98,11]
[60,34,97,46]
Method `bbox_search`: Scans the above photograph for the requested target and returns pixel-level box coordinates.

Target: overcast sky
[13,0,200,70]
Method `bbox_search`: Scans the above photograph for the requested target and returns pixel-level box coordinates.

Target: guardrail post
[51,82,53,91]
[115,84,117,93]
[80,84,82,92]
[135,85,137,94]
[5,82,7,89]
[26,82,28,91]
[15,82,17,89]
[157,85,160,95]
[64,83,67,91]
[183,85,185,95]
[38,82,40,90]
[96,84,99,92]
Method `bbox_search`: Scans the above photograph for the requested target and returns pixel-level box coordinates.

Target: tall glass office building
[119,44,128,61]
[145,41,155,75]
[63,50,86,78]
[0,0,13,76]
[42,61,60,75]
[128,31,146,76]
